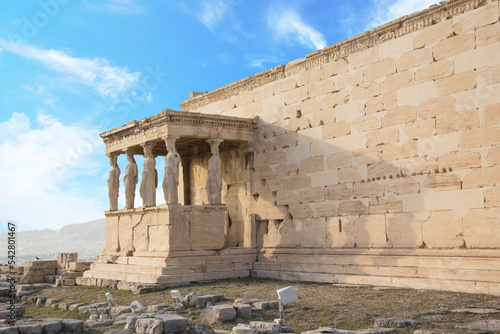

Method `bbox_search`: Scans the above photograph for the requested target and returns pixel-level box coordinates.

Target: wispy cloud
[196,0,233,31]
[0,111,105,230]
[367,0,440,30]
[267,7,327,51]
[246,54,282,69]
[84,0,147,15]
[0,39,141,98]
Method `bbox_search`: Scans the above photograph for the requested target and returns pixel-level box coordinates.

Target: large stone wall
[180,0,500,294]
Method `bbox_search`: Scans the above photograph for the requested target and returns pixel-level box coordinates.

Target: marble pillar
[206,139,223,205]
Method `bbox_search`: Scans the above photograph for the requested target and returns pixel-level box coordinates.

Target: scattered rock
[249,321,280,334]
[234,304,252,319]
[40,319,62,334]
[86,320,113,328]
[452,308,500,314]
[68,303,85,312]
[233,324,257,334]
[252,302,268,310]
[130,301,147,313]
[188,322,216,334]
[135,318,164,334]
[0,327,18,334]
[111,306,132,315]
[123,314,144,333]
[147,304,167,312]
[57,303,73,311]
[104,330,128,334]
[16,323,43,334]
[44,299,59,308]
[0,304,26,319]
[457,319,500,331]
[201,305,237,324]
[60,319,84,333]
[154,314,189,332]
[130,284,166,295]
[373,318,420,328]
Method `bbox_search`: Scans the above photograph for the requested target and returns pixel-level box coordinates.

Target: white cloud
[0,39,141,98]
[85,0,146,15]
[197,0,233,31]
[267,8,327,51]
[367,0,440,30]
[0,112,106,231]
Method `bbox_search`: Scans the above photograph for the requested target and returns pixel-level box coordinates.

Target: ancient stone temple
[83,0,500,295]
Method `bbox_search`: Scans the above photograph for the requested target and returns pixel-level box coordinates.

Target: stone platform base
[252,248,500,296]
[79,248,256,289]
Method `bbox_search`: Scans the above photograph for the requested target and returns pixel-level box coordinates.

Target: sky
[0,0,441,232]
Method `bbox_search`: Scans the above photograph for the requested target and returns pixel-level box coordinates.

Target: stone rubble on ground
[373,318,421,328]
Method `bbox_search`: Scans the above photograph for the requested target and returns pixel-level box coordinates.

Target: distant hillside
[0,218,106,266]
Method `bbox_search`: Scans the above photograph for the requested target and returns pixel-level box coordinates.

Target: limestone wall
[179,0,500,294]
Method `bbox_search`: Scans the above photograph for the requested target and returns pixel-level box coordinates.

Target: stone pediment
[100,109,256,156]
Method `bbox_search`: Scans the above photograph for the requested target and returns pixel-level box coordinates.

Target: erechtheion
[82,0,500,295]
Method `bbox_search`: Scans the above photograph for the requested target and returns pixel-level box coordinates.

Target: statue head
[125,149,136,163]
[108,153,118,167]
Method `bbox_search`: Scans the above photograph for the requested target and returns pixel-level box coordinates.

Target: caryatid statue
[107,153,120,211]
[139,143,158,207]
[124,149,138,209]
[206,139,223,205]
[162,137,180,204]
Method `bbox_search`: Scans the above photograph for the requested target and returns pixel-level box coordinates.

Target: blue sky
[0,0,440,232]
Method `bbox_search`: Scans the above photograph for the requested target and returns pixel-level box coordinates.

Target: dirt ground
[26,278,500,333]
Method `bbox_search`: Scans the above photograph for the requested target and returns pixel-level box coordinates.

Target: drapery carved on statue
[124,149,138,209]
[139,142,158,207]
[206,139,223,205]
[107,153,120,211]
[163,137,180,204]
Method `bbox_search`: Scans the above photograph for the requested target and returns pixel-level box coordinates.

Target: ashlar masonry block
[404,119,436,139]
[339,200,369,215]
[436,109,478,134]
[353,181,384,198]
[364,58,396,81]
[353,113,382,133]
[348,46,380,69]
[433,33,475,61]
[366,127,399,147]
[485,188,500,207]
[285,86,309,105]
[487,146,500,165]
[454,43,500,73]
[320,58,348,79]
[301,218,327,248]
[463,208,500,248]
[417,96,455,119]
[415,59,454,83]
[481,103,500,127]
[326,216,355,247]
[383,141,419,161]
[423,174,462,191]
[322,121,351,140]
[397,81,438,107]
[476,21,500,47]
[435,70,477,96]
[396,48,433,72]
[381,71,414,94]
[326,152,352,170]
[438,151,482,170]
[324,183,352,200]
[414,20,453,49]
[460,127,500,149]
[382,106,416,127]
[379,33,414,60]
[386,212,422,248]
[299,187,324,203]
[386,178,420,195]
[422,210,464,248]
[452,2,499,35]
[313,202,339,217]
[353,214,387,247]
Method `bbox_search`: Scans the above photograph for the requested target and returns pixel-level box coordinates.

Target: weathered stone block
[339,200,368,215]
[286,175,311,190]
[414,20,453,48]
[301,218,327,248]
[452,3,499,35]
[313,202,339,217]
[299,187,324,203]
[353,181,384,198]
[423,174,462,191]
[433,33,475,60]
[487,146,500,165]
[386,213,422,247]
[367,162,400,180]
[299,156,324,174]
[324,184,352,200]
[455,43,500,73]
[364,58,396,81]
[326,216,354,247]
[135,318,164,334]
[338,167,363,183]
[366,128,399,147]
[289,203,312,219]
[416,59,454,83]
[423,211,463,248]
[438,151,482,171]
[481,103,500,127]
[460,127,500,149]
[348,46,379,69]
[397,81,438,107]
[417,96,455,119]
[297,68,321,87]
[67,262,93,272]
[436,109,478,134]
[156,314,189,333]
[435,70,476,96]
[285,86,309,105]
[463,208,500,248]
[201,305,237,324]
[383,141,419,161]
[353,214,387,247]
[326,152,352,170]
[353,113,382,133]
[396,48,433,72]
[485,188,500,207]
[403,119,436,139]
[476,20,500,47]
[385,178,420,195]
[234,303,252,319]
[351,81,380,101]
[382,106,416,127]
[277,190,299,205]
[381,71,414,94]
[323,89,349,108]
[322,121,351,140]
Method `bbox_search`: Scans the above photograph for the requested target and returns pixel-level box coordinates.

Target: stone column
[139,142,158,207]
[107,152,120,211]
[162,136,180,204]
[206,139,223,205]
[123,148,138,209]
[181,157,191,205]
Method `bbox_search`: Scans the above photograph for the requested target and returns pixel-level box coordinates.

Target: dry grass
[25,278,500,333]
